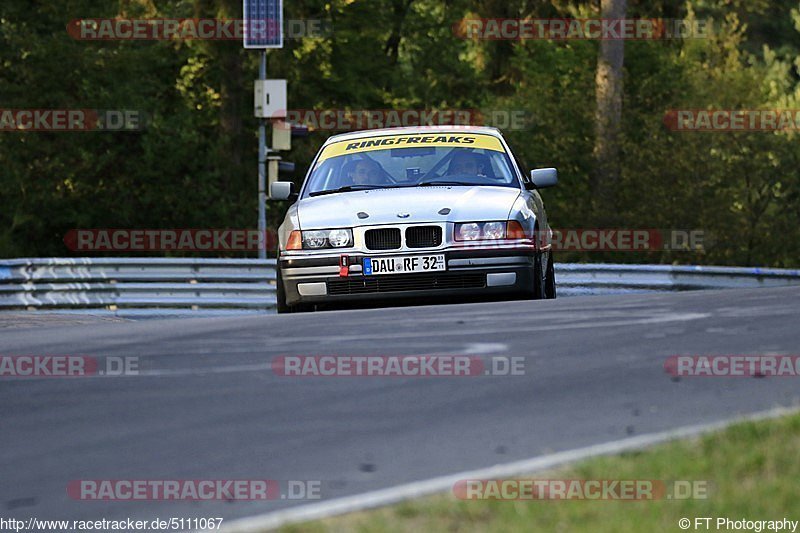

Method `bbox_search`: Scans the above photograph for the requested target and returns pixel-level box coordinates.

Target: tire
[532,252,545,300]
[276,260,291,314]
[276,257,315,313]
[543,252,556,299]
[518,252,544,300]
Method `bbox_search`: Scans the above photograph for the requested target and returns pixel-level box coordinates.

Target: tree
[591,0,627,219]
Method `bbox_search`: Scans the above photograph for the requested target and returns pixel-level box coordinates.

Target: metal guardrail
[0,258,276,314]
[556,263,800,296]
[1,258,799,314]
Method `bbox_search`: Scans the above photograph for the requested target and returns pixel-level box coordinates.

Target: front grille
[327,273,486,295]
[365,228,401,250]
[406,226,442,248]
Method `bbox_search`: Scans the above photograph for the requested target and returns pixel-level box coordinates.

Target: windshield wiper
[309,185,382,197]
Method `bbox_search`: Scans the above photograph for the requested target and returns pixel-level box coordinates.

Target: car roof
[322,126,504,145]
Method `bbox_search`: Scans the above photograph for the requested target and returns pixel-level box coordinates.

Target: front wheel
[276,259,315,313]
[519,252,545,300]
[276,261,291,313]
[533,252,544,299]
[543,252,556,299]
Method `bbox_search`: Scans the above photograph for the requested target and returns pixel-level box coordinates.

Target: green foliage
[1,0,798,265]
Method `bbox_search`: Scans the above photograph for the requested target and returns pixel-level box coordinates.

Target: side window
[505,140,530,183]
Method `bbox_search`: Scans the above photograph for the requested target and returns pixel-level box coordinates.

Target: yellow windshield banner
[318,133,505,162]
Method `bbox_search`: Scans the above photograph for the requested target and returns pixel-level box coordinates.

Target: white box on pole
[254,79,287,119]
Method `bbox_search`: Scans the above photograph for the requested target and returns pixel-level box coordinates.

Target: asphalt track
[1,286,799,527]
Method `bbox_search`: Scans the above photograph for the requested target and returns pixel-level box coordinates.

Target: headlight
[328,229,352,248]
[482,222,505,240]
[455,221,507,241]
[456,223,482,241]
[303,230,328,249]
[301,229,353,249]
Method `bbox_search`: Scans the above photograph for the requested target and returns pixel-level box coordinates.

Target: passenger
[446,152,486,177]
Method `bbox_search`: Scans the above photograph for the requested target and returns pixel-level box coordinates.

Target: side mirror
[271,181,296,201]
[529,168,558,189]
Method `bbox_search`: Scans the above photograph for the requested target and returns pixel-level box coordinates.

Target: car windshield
[303,133,520,197]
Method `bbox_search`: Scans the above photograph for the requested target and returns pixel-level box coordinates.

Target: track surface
[1,287,799,524]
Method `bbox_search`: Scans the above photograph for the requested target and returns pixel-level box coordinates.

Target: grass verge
[283,412,800,532]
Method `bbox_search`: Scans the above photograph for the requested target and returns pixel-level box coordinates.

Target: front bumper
[280,249,537,306]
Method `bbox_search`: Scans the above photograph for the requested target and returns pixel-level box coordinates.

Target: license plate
[363,255,446,275]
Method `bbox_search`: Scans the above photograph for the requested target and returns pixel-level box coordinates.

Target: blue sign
[243,0,283,49]
[363,258,373,276]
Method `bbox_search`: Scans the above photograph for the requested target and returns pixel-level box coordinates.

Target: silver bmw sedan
[271,126,557,313]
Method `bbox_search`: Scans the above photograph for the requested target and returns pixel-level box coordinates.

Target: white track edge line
[222,405,800,532]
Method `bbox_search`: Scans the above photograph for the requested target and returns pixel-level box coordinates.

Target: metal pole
[257,51,268,259]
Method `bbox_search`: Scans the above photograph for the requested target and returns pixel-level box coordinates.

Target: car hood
[296,186,521,228]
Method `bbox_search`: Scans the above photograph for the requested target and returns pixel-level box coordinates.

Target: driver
[349,159,387,186]
[446,152,486,177]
